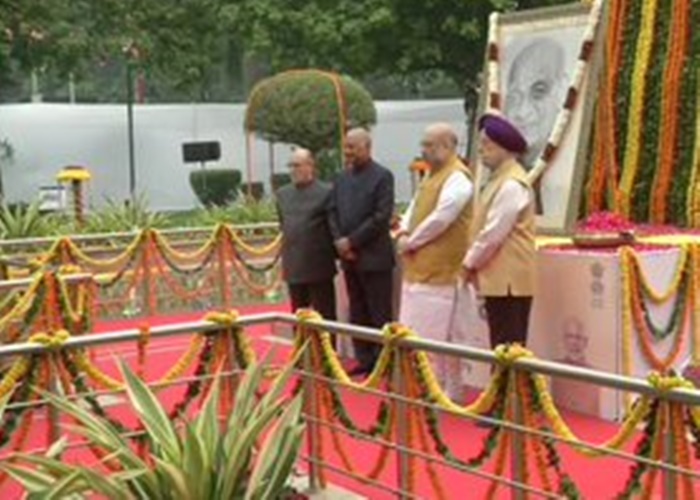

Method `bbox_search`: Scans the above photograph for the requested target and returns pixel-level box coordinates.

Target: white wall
[0,100,467,210]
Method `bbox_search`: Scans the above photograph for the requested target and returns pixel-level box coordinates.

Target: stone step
[289,476,366,500]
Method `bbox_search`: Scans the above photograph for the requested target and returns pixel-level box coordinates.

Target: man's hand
[335,237,354,260]
[462,266,478,287]
[396,234,411,255]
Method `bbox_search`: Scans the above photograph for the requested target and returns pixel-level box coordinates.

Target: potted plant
[3,354,307,499]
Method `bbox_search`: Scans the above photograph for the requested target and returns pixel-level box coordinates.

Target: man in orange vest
[396,123,473,399]
[463,113,536,349]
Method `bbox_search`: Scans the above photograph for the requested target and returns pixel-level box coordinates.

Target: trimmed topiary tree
[189,169,242,207]
[245,70,376,179]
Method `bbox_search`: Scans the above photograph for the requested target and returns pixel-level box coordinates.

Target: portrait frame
[471,2,606,235]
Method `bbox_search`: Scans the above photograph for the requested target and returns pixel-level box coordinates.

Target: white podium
[529,246,692,420]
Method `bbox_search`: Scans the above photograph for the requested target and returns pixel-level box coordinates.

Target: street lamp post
[124,42,140,202]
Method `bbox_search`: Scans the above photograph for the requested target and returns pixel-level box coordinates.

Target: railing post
[302,331,321,493]
[216,228,232,309]
[510,371,526,500]
[392,348,411,500]
[662,403,677,500]
[141,231,155,317]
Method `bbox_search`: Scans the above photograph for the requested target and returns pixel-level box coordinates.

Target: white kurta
[398,170,474,399]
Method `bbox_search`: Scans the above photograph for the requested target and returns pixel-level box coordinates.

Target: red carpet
[1,304,696,498]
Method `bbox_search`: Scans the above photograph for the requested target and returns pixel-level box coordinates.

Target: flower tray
[572,231,636,248]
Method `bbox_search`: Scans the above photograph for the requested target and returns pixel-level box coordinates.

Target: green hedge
[241,182,265,201]
[189,169,242,207]
[270,173,292,192]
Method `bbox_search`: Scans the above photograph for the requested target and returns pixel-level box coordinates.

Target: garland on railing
[2,310,700,497]
[21,225,283,310]
[0,357,37,450]
[72,332,206,391]
[521,373,582,499]
[414,352,507,471]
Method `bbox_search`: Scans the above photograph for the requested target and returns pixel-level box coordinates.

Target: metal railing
[0,313,697,499]
[0,222,280,249]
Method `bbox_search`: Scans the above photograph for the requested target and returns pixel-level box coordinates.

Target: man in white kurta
[396,123,474,400]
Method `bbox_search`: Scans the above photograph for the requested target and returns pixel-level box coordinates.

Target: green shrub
[0,201,52,239]
[245,71,376,153]
[270,173,292,192]
[166,199,279,228]
[229,199,277,224]
[189,169,242,207]
[2,354,306,499]
[240,182,265,201]
[83,194,167,234]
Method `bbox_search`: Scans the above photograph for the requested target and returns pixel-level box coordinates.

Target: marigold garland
[413,354,506,471]
[640,403,666,499]
[318,380,394,481]
[618,0,660,217]
[649,0,691,223]
[73,333,205,391]
[532,370,650,457]
[689,70,700,226]
[0,357,32,399]
[225,225,282,257]
[57,275,93,327]
[401,353,446,500]
[627,255,690,341]
[61,233,144,272]
[628,269,688,368]
[153,228,218,266]
[296,309,395,390]
[137,323,150,378]
[670,403,695,500]
[586,0,629,212]
[628,245,689,303]
[485,412,511,499]
[621,248,689,373]
[0,272,44,334]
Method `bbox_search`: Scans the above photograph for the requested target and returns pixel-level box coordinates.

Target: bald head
[291,148,314,165]
[562,316,588,361]
[288,147,316,186]
[421,122,459,169]
[344,128,372,168]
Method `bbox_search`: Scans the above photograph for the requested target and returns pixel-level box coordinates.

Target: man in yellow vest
[463,113,536,348]
[396,123,474,398]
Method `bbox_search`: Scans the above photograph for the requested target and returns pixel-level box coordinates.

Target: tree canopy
[245,70,376,152]
[0,0,572,105]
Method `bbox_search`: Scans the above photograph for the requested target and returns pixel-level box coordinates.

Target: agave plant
[0,201,52,239]
[83,194,168,234]
[228,199,277,225]
[3,353,306,499]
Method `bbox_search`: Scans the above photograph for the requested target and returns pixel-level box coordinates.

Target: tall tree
[230,0,572,117]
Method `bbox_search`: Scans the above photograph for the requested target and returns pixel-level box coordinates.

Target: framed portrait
[472,3,605,235]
